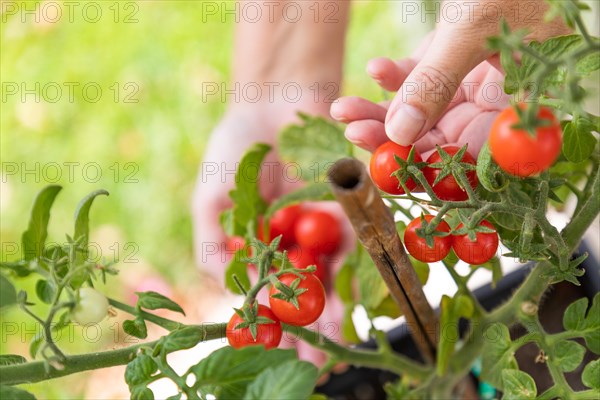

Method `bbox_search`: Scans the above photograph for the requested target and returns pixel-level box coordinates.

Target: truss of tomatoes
[226,205,342,349]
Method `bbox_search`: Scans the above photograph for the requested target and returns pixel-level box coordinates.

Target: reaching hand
[331,0,570,157]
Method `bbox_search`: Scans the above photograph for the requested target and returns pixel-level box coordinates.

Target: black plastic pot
[318,241,600,399]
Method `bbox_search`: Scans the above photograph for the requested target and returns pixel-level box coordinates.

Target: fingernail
[385,105,426,145]
[330,102,344,121]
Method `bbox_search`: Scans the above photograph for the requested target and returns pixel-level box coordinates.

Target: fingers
[344,120,388,152]
[330,96,387,123]
[456,111,499,157]
[384,28,489,146]
[366,57,417,92]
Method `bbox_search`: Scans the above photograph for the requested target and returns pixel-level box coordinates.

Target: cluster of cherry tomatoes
[226,205,342,349]
[370,142,478,200]
[369,105,562,266]
[404,215,499,265]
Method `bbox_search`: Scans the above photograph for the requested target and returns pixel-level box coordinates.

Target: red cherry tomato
[404,215,452,263]
[294,210,341,255]
[269,273,326,326]
[489,105,562,177]
[452,220,499,265]
[226,236,246,253]
[226,304,282,349]
[370,142,423,194]
[286,246,327,283]
[268,205,302,248]
[423,146,478,201]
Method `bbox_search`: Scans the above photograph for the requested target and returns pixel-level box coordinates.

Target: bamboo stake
[327,158,438,363]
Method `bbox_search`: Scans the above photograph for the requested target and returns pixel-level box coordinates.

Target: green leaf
[341,304,361,343]
[123,318,148,339]
[437,294,473,375]
[582,359,600,389]
[278,113,349,182]
[477,143,509,193]
[161,326,205,353]
[131,386,154,400]
[29,334,43,359]
[371,294,402,319]
[355,248,388,311]
[228,143,270,237]
[576,50,600,76]
[0,274,17,309]
[136,291,185,315]
[21,185,62,260]
[191,346,297,399]
[335,261,355,304]
[166,394,182,400]
[264,183,333,221]
[225,251,251,295]
[481,323,518,389]
[0,385,37,400]
[563,294,600,353]
[244,360,318,400]
[125,353,158,387]
[73,189,109,247]
[480,257,503,288]
[412,257,430,285]
[0,354,27,366]
[501,369,536,399]
[35,279,56,304]
[554,340,586,372]
[562,118,598,163]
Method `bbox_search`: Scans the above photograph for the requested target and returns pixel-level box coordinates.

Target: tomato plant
[370,141,423,194]
[269,273,326,326]
[423,146,478,201]
[452,220,499,265]
[403,215,452,263]
[489,105,562,177]
[226,304,282,349]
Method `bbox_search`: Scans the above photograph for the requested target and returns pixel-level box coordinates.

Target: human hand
[331,0,570,156]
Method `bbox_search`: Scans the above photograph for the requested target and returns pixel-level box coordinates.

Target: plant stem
[0,323,226,386]
[109,298,186,331]
[561,164,600,251]
[283,325,431,381]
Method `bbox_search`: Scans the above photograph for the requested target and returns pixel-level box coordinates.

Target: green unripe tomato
[71,288,109,325]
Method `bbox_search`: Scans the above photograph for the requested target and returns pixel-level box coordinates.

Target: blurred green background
[1,1,418,397]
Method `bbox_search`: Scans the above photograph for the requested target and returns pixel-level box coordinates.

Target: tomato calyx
[427,145,476,190]
[453,218,497,242]
[243,236,281,271]
[268,274,308,310]
[414,214,451,249]
[232,303,276,341]
[391,146,427,192]
[511,103,553,137]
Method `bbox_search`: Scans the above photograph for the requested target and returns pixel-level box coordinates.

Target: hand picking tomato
[71,287,109,325]
[489,105,562,177]
[226,304,282,349]
[404,215,452,263]
[294,210,341,255]
[269,272,326,326]
[423,146,478,201]
[370,142,423,194]
[267,205,302,248]
[452,220,499,265]
[286,246,327,283]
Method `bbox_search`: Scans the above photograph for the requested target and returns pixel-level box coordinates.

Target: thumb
[385,31,486,145]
